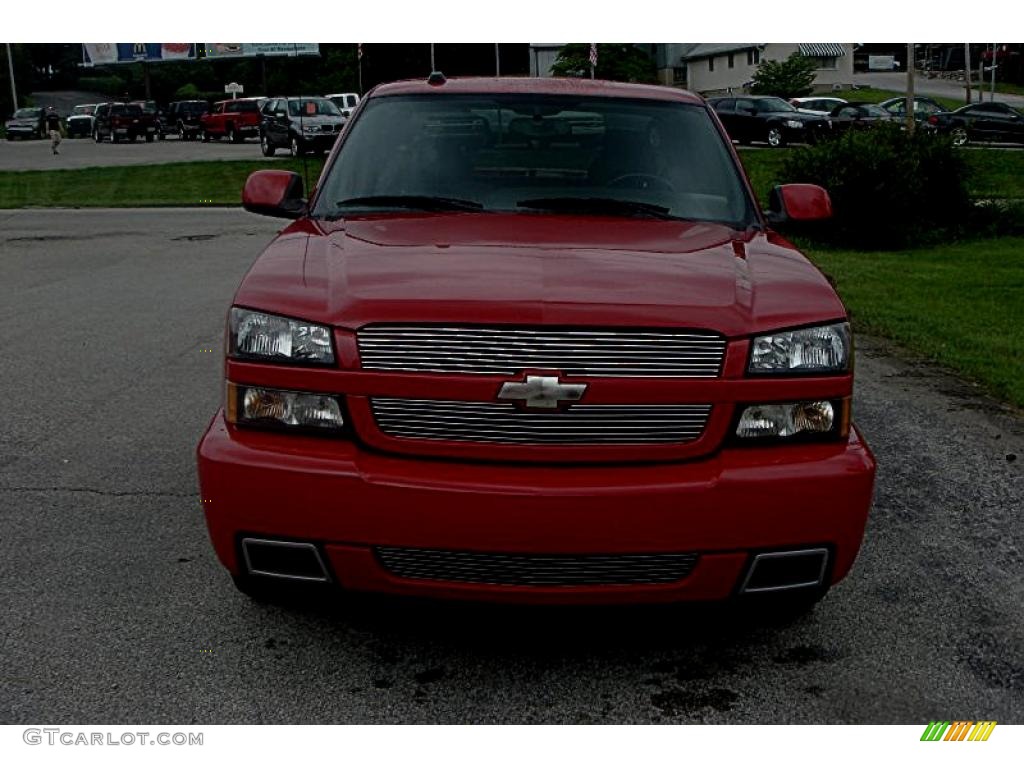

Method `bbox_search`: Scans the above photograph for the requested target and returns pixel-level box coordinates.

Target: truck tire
[228,125,239,143]
[112,132,120,144]
[94,129,101,143]
[201,129,209,143]
[145,133,154,143]
[261,132,275,157]
[290,136,302,157]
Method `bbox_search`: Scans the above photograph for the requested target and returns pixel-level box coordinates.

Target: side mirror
[242,170,307,219]
[766,184,832,225]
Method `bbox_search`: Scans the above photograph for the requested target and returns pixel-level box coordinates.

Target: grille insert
[358,326,727,378]
[370,398,712,444]
[376,547,700,586]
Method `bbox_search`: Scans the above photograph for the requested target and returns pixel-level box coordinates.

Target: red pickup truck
[197,76,876,613]
[199,99,262,143]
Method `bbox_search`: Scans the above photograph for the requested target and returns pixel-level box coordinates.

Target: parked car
[66,104,98,138]
[877,96,946,122]
[790,96,847,116]
[827,102,899,134]
[707,95,829,147]
[926,101,1024,146]
[198,76,876,611]
[130,100,167,139]
[259,96,346,157]
[199,99,262,143]
[166,100,209,140]
[4,107,46,140]
[325,92,360,118]
[93,102,159,143]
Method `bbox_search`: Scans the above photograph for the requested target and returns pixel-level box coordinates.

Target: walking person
[46,107,64,155]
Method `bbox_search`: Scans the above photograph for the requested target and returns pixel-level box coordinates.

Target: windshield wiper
[333,195,485,213]
[515,196,681,220]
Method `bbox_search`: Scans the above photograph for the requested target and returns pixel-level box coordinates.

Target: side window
[839,107,858,118]
[735,98,754,113]
[717,99,736,112]
[346,95,357,108]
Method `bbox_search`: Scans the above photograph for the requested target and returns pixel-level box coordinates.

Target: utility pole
[963,43,972,105]
[990,43,998,101]
[905,43,915,134]
[495,43,501,76]
[5,43,17,111]
[358,45,363,95]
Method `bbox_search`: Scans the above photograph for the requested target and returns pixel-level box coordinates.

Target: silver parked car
[790,96,847,116]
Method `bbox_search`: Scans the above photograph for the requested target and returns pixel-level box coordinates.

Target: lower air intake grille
[375,547,699,586]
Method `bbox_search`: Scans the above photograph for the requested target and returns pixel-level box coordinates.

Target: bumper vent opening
[241,538,330,582]
[739,549,829,594]
[376,547,699,587]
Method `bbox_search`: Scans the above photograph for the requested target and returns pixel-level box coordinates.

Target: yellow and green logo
[920,721,997,741]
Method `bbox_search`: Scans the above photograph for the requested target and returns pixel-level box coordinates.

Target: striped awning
[798,43,847,58]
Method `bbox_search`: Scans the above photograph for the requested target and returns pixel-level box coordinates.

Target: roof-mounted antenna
[427,71,447,86]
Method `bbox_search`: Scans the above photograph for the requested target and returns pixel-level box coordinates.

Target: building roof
[681,44,763,61]
[371,77,704,104]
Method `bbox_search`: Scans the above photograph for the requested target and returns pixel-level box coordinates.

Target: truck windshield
[314,94,756,229]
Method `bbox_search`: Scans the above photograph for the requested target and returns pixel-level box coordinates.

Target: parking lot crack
[0,485,198,499]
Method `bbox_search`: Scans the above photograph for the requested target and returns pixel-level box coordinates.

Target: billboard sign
[201,43,320,59]
[83,44,196,65]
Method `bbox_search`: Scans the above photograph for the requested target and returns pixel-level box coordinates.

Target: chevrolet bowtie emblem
[497,375,587,410]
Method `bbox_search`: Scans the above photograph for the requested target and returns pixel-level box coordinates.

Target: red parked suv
[197,76,876,611]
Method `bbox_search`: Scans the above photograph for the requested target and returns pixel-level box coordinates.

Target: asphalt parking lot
[0,135,277,171]
[0,208,1021,723]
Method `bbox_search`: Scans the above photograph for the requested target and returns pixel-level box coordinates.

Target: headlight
[748,322,850,374]
[784,119,803,129]
[227,384,346,432]
[736,401,835,439]
[229,308,334,364]
[302,126,319,134]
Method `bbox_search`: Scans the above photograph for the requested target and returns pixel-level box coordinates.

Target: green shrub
[779,125,972,248]
[750,53,818,99]
[173,83,201,100]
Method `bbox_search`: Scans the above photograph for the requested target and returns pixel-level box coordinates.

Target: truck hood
[233,213,846,337]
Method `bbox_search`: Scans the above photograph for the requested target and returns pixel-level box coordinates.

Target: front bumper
[298,132,341,150]
[197,411,875,604]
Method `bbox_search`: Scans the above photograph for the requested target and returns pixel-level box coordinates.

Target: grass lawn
[806,238,1024,408]
[0,158,326,208]
[737,147,1024,206]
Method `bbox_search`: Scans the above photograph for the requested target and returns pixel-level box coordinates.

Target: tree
[551,44,656,83]
[749,53,818,98]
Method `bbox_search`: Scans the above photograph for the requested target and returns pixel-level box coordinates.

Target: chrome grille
[376,547,699,586]
[358,326,727,377]
[370,398,712,444]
